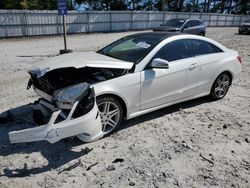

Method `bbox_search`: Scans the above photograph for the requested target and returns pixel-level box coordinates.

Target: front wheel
[97,96,123,136]
[210,73,231,100]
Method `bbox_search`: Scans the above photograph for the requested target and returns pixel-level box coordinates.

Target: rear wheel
[97,96,123,135]
[210,73,231,100]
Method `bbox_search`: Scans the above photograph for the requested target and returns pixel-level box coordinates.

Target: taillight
[237,55,242,64]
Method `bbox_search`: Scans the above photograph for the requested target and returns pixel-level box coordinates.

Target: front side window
[184,21,192,28]
[164,19,185,28]
[152,40,193,62]
[191,20,201,27]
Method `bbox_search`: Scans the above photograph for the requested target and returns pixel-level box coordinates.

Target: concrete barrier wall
[0,10,249,37]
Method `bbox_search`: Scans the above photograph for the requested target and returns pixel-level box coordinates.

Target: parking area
[0,27,249,187]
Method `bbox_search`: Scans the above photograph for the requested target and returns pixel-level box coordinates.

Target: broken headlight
[53,83,90,109]
[72,87,95,118]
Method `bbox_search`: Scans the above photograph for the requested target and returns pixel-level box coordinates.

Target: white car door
[140,39,201,110]
[189,39,226,94]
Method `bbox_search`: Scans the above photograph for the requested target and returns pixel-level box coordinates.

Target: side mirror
[150,58,169,69]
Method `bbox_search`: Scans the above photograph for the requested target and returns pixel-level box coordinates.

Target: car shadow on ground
[0,96,214,178]
[119,96,214,132]
[0,104,92,178]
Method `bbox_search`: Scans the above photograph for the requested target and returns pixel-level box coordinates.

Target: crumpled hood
[29,51,134,77]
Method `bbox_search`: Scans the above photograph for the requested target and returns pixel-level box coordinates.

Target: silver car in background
[153,18,206,36]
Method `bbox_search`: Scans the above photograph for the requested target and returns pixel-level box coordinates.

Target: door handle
[189,63,198,70]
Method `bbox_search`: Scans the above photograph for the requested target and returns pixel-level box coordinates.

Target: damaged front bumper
[9,85,104,144]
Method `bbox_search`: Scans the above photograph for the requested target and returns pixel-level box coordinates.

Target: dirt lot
[0,27,249,188]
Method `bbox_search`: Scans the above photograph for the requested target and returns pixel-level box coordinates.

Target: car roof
[129,32,184,41]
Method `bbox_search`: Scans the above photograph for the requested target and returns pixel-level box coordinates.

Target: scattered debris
[129,181,135,186]
[112,158,124,163]
[85,147,93,154]
[86,162,99,171]
[200,153,214,166]
[245,138,249,143]
[235,140,241,144]
[106,165,115,171]
[162,172,167,178]
[58,160,82,174]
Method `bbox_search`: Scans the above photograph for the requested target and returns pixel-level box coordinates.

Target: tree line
[0,0,249,14]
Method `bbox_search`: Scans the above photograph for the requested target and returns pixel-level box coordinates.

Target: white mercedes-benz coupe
[9,32,242,144]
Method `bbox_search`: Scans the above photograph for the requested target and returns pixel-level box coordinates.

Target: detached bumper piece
[9,85,103,144]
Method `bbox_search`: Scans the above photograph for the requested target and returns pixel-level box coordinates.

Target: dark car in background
[153,18,206,36]
[239,19,250,34]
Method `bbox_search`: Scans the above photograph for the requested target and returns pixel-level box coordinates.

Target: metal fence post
[147,11,150,29]
[225,14,227,26]
[216,14,219,26]
[163,11,166,24]
[21,11,28,37]
[232,14,235,26]
[130,11,133,30]
[239,16,243,26]
[87,11,89,33]
[208,14,212,27]
[109,11,112,32]
[57,13,60,34]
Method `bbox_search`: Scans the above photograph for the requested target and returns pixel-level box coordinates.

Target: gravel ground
[0,27,249,188]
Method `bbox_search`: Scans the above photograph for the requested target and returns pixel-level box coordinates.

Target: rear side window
[190,39,223,56]
[152,40,193,62]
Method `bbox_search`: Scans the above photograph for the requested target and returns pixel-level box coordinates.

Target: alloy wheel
[213,74,230,98]
[98,101,121,135]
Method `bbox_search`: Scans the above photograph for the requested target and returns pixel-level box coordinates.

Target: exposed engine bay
[28,67,130,95]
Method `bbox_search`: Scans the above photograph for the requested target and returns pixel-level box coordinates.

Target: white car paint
[29,51,134,77]
[9,34,242,144]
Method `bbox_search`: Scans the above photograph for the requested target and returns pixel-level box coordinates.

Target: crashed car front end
[8,51,134,144]
[9,83,103,143]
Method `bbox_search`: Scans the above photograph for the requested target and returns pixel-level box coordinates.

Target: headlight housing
[53,83,90,109]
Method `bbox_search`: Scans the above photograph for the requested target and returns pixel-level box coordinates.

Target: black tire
[96,96,123,136]
[199,32,205,36]
[210,73,231,100]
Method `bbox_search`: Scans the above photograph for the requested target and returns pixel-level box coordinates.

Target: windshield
[97,35,160,64]
[164,19,185,28]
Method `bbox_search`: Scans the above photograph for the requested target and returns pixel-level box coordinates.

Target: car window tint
[109,39,141,53]
[190,39,223,56]
[185,21,192,28]
[192,20,200,27]
[153,40,193,62]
